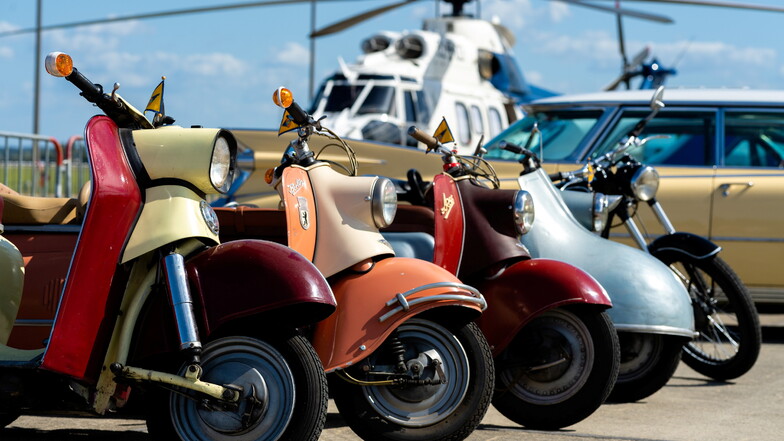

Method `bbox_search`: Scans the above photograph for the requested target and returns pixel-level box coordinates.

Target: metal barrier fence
[0,131,89,198]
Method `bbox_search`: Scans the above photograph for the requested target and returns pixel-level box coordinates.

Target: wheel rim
[617,333,661,382]
[362,319,470,427]
[498,309,593,405]
[170,337,296,441]
[669,261,741,363]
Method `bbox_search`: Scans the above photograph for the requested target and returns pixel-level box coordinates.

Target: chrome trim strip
[615,324,697,339]
[609,232,784,243]
[380,282,487,322]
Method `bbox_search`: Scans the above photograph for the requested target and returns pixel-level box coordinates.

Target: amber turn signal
[45,52,73,77]
[272,87,293,109]
[264,168,275,184]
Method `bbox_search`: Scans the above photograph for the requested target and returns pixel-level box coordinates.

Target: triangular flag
[433,117,455,144]
[278,110,300,136]
[144,77,165,116]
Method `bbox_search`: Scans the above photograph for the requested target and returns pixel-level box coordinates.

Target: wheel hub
[197,362,269,435]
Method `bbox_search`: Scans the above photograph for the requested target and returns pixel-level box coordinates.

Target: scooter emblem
[440,193,455,219]
[288,178,306,196]
[297,196,310,229]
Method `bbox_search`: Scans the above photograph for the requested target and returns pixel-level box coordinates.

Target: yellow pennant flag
[144,77,166,116]
[277,110,300,136]
[433,117,455,144]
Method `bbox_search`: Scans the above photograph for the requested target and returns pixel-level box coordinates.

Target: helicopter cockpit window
[357,86,396,116]
[324,85,364,113]
[416,90,431,124]
[484,110,603,161]
[456,103,471,144]
[405,91,417,122]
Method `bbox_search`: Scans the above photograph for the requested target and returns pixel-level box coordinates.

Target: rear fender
[311,257,485,372]
[186,239,336,334]
[476,258,611,356]
[648,232,720,261]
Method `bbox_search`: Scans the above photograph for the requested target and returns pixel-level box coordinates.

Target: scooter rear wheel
[147,333,327,441]
[330,319,493,441]
[608,332,684,403]
[492,308,620,430]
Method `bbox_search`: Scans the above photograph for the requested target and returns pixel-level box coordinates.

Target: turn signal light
[45,52,73,77]
[264,168,275,184]
[273,87,293,109]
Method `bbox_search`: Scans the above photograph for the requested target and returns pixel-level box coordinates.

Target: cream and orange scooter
[215,88,493,441]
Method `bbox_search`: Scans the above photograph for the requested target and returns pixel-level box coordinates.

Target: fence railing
[1,131,88,198]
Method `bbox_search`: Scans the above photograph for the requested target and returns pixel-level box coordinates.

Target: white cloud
[275,42,309,67]
[0,47,12,58]
[0,21,19,32]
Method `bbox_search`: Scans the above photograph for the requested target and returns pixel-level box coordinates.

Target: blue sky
[2,0,784,141]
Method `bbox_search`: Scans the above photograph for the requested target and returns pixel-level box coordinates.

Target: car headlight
[371,177,397,228]
[513,190,535,235]
[592,193,611,233]
[210,135,235,193]
[630,166,659,201]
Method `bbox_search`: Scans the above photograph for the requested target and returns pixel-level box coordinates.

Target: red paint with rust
[40,116,142,381]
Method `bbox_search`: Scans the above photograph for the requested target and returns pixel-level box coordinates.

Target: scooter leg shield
[475,258,611,357]
[311,257,485,372]
[0,236,24,346]
[185,239,336,334]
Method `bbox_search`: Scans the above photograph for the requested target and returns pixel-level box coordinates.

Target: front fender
[312,257,485,372]
[475,258,611,356]
[648,232,720,261]
[186,240,336,334]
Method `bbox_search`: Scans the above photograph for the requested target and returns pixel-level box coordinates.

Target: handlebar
[407,126,440,152]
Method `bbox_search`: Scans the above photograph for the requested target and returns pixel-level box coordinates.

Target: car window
[590,110,716,166]
[724,112,784,167]
[484,110,603,161]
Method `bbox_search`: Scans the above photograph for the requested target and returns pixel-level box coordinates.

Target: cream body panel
[0,236,25,345]
[133,126,224,194]
[122,185,219,263]
[308,165,394,277]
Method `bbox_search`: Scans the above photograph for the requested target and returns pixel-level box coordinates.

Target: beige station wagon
[228,88,784,303]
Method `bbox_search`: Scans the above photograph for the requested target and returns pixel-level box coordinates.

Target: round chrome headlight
[513,190,535,235]
[210,135,235,193]
[630,166,659,201]
[371,177,397,228]
[592,193,610,233]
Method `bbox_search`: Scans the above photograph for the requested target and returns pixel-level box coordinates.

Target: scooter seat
[1,194,79,225]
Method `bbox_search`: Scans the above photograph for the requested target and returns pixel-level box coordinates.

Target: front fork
[619,198,675,252]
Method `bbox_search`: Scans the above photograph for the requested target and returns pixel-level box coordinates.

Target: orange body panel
[432,174,464,275]
[281,167,316,261]
[311,257,483,372]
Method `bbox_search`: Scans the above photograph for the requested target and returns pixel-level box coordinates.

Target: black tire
[0,413,19,428]
[492,308,620,430]
[655,252,761,381]
[330,319,494,441]
[608,332,683,403]
[146,333,327,441]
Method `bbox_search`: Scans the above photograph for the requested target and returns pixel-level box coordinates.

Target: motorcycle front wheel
[656,253,761,381]
[492,308,620,430]
[147,333,327,441]
[609,332,683,403]
[330,319,494,441]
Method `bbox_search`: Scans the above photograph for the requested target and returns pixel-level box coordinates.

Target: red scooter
[0,53,337,441]
[380,124,620,429]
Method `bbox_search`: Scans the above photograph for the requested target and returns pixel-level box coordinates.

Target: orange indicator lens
[45,52,73,77]
[272,87,293,108]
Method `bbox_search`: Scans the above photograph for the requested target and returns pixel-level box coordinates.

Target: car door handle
[718,182,754,197]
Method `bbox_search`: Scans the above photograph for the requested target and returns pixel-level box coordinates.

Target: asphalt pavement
[4,313,784,441]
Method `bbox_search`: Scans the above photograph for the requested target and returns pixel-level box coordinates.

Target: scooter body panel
[185,239,336,335]
[280,166,317,261]
[311,257,483,372]
[41,116,142,381]
[518,169,694,338]
[475,258,611,356]
[0,235,24,346]
[432,174,464,274]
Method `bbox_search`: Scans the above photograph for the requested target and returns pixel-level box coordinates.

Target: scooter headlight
[513,190,535,235]
[371,177,397,228]
[592,193,611,233]
[210,135,235,193]
[630,166,659,201]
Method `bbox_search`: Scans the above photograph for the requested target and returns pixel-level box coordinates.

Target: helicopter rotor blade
[588,0,784,14]
[552,0,674,23]
[310,0,419,38]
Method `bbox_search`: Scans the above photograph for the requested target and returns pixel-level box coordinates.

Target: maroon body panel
[41,116,142,381]
[185,239,336,334]
[475,258,612,356]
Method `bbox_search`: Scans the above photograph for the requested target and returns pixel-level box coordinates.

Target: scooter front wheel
[147,333,327,441]
[330,319,494,441]
[491,308,619,430]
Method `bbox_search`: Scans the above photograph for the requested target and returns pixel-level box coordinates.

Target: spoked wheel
[147,334,327,441]
[657,253,761,380]
[492,309,619,430]
[330,319,494,441]
[609,332,683,403]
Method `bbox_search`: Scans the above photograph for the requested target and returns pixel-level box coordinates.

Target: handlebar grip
[548,172,564,182]
[500,141,523,154]
[287,101,310,126]
[407,126,439,151]
[65,67,105,103]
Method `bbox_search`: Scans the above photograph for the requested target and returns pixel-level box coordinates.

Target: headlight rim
[209,130,238,194]
[371,177,398,228]
[513,190,535,236]
[630,165,660,202]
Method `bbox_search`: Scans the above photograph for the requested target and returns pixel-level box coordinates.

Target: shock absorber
[388,334,408,373]
[162,252,202,365]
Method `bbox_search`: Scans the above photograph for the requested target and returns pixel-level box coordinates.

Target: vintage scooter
[213,88,493,441]
[380,123,620,430]
[0,53,338,441]
[496,128,695,402]
[553,88,761,381]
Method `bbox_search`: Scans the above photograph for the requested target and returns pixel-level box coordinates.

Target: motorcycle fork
[92,241,240,414]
